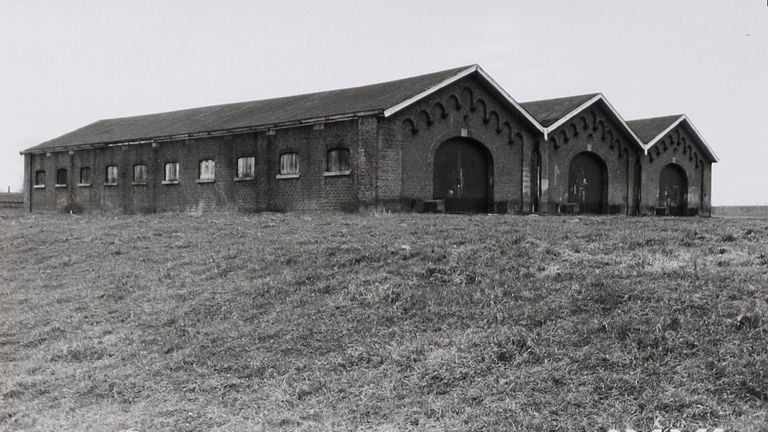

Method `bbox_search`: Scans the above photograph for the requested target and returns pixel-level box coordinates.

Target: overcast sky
[1,0,765,205]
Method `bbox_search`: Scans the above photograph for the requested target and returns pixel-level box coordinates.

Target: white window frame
[197,159,215,183]
[133,164,148,185]
[277,152,299,179]
[55,169,68,188]
[236,156,255,180]
[163,162,179,184]
[79,167,92,187]
[105,165,118,186]
[324,148,351,176]
[33,170,46,189]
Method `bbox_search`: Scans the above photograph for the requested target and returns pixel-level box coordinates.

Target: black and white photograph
[0,1,766,430]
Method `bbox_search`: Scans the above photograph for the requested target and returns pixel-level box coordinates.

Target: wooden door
[433,138,492,213]
[568,152,606,214]
[659,164,687,216]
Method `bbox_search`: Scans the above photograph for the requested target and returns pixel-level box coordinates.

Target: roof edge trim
[383,65,545,134]
[382,65,477,118]
[545,94,646,151]
[475,66,545,133]
[20,110,379,155]
[645,115,719,162]
[643,116,685,152]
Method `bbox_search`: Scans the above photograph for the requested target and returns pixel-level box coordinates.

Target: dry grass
[1,210,767,431]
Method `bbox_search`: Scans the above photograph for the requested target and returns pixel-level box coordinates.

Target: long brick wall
[22,75,713,216]
[26,120,363,213]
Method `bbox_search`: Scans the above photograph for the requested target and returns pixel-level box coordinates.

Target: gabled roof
[23,64,543,154]
[626,115,681,143]
[628,114,719,162]
[520,93,645,150]
[520,94,598,127]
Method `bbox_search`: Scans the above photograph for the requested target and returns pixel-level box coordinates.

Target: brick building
[21,64,717,215]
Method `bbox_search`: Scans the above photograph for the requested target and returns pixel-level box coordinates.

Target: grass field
[1,210,767,431]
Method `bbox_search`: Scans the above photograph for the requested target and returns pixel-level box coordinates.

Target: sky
[1,0,766,205]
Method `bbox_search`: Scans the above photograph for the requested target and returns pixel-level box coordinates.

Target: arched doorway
[659,163,688,216]
[433,138,493,213]
[568,152,607,214]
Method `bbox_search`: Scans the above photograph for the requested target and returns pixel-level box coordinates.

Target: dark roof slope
[626,115,682,143]
[25,65,473,153]
[520,93,598,127]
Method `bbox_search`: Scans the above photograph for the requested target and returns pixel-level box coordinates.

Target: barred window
[79,167,91,185]
[56,169,68,186]
[237,157,255,178]
[326,148,350,174]
[133,164,147,184]
[164,162,179,182]
[34,170,45,186]
[279,153,299,175]
[199,159,215,181]
[105,165,118,185]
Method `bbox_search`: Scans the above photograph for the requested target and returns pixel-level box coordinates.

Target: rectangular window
[79,167,91,185]
[198,159,215,181]
[133,164,147,184]
[164,162,179,183]
[325,148,350,174]
[34,170,45,188]
[236,156,255,179]
[279,153,299,176]
[56,169,68,187]
[105,165,118,185]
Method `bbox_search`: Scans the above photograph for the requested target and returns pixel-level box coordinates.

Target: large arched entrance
[568,152,607,214]
[659,163,688,216]
[433,137,493,213]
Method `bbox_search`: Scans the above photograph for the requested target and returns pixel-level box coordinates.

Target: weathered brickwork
[542,103,644,215]
[386,75,539,212]
[269,121,359,212]
[22,67,715,216]
[27,120,362,213]
[640,124,712,216]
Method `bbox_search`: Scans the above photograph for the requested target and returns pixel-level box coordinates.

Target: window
[164,162,179,183]
[79,167,91,185]
[236,156,255,179]
[55,169,68,187]
[198,159,215,182]
[279,153,299,176]
[133,164,147,184]
[105,165,118,185]
[325,148,350,175]
[34,170,45,188]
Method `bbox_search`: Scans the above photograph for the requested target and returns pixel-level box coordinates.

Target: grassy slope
[1,211,767,431]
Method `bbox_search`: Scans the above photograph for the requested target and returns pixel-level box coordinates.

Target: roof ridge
[23,65,477,153]
[626,114,684,123]
[94,64,478,123]
[520,92,601,104]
